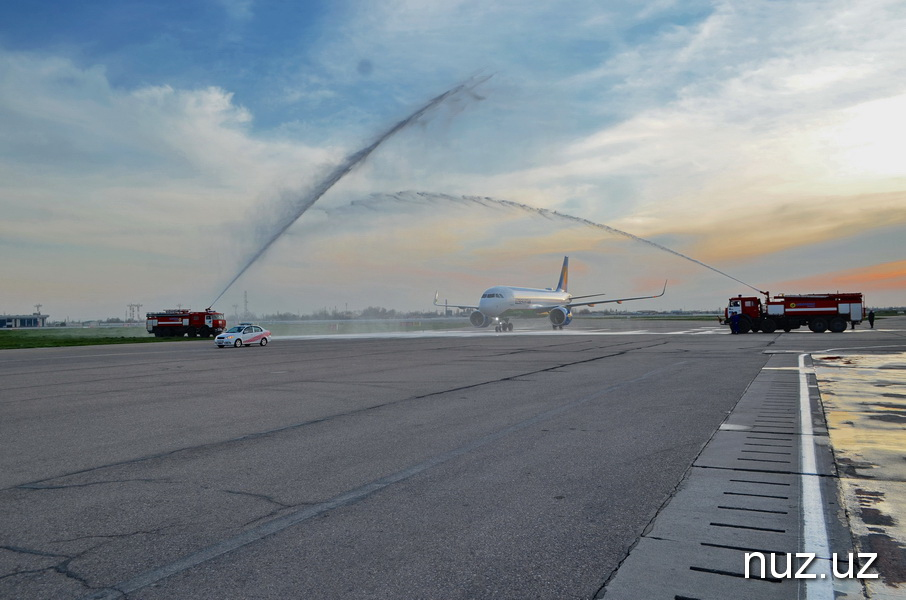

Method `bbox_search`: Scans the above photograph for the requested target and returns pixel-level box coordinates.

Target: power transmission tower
[127,304,143,322]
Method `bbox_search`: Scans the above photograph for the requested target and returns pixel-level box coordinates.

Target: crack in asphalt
[0,546,79,586]
[18,478,162,490]
[222,488,319,530]
[50,526,173,546]
[222,489,293,509]
[410,341,669,401]
[8,340,668,493]
[221,488,310,527]
[1,544,70,559]
[0,554,97,592]
[75,356,689,600]
[0,529,165,592]
[54,559,96,591]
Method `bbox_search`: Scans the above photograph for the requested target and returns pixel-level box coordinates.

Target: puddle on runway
[816,353,906,482]
[815,352,906,596]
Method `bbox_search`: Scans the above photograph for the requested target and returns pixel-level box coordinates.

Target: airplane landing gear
[495,320,514,332]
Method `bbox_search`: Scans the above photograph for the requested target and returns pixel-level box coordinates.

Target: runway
[1,318,904,599]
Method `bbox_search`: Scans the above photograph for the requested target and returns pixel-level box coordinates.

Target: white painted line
[798,353,834,598]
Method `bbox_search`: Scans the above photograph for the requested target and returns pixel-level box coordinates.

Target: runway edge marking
[799,353,835,598]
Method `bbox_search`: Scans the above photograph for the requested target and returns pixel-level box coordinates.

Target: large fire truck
[146,309,226,338]
[724,292,864,333]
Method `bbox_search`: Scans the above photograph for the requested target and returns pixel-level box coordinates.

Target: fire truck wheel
[761,318,777,333]
[260,337,268,346]
[809,318,828,333]
[234,339,242,348]
[829,317,847,333]
[738,316,752,333]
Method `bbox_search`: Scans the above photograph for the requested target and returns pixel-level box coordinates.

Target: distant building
[0,313,49,328]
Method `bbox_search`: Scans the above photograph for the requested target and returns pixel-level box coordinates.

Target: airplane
[434,256,667,332]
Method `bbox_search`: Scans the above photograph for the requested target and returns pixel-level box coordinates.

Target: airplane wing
[564,280,667,309]
[433,291,478,311]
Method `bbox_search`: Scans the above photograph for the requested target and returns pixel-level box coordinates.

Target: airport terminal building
[1,313,49,328]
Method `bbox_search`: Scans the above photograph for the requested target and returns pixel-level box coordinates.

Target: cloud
[0,50,335,316]
[776,260,906,298]
[457,0,906,271]
[654,190,906,263]
[0,51,328,191]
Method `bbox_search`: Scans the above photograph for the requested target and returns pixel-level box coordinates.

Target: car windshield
[225,326,244,333]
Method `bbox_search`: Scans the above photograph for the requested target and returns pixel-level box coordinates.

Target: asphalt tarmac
[1,317,904,599]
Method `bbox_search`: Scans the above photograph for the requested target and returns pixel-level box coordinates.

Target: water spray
[338,191,767,295]
[209,75,492,308]
[481,196,766,294]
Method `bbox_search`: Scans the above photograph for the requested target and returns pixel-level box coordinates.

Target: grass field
[0,327,200,350]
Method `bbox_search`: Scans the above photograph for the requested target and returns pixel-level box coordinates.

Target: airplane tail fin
[556,256,569,292]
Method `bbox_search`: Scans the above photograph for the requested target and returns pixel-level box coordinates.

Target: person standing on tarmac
[868,310,875,328]
[729,312,740,334]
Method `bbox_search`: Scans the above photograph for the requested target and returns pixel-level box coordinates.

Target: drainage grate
[597,353,849,600]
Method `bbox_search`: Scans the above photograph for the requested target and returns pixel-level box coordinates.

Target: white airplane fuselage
[435,256,665,332]
[478,286,570,318]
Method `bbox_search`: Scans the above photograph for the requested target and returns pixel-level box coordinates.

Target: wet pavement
[815,349,906,599]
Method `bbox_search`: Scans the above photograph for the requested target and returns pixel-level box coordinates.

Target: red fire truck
[146,309,226,338]
[724,292,864,333]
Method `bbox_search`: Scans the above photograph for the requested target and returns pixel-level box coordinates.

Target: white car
[215,324,272,348]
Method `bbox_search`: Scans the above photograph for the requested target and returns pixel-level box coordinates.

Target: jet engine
[549,306,572,327]
[470,310,491,328]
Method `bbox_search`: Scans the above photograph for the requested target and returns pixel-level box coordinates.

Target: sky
[1,0,905,321]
